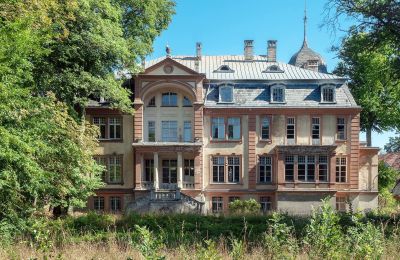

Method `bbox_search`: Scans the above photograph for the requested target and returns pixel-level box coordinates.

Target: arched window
[219,84,234,103]
[183,96,192,107]
[321,85,336,103]
[270,85,285,103]
[161,92,178,106]
[148,96,156,107]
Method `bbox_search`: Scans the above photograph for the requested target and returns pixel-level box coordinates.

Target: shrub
[228,199,261,215]
[229,238,245,260]
[195,240,222,260]
[131,225,165,260]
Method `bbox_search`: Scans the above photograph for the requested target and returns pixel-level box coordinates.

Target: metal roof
[145,55,344,81]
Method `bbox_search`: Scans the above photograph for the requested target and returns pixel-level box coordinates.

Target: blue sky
[148,0,396,151]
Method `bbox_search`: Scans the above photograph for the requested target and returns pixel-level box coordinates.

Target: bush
[228,199,261,215]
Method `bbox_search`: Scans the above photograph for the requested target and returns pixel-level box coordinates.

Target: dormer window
[214,65,234,73]
[162,92,177,106]
[271,85,285,103]
[183,96,192,107]
[219,84,234,103]
[263,65,284,73]
[148,96,156,107]
[321,85,336,103]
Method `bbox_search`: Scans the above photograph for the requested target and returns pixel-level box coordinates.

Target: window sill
[160,105,178,107]
[335,139,347,143]
[211,182,242,185]
[99,139,123,143]
[259,139,272,144]
[217,101,234,104]
[257,182,273,185]
[106,182,124,185]
[210,139,242,144]
[319,101,337,104]
[270,101,286,104]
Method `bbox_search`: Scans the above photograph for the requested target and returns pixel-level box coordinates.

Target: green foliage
[228,199,261,215]
[378,160,400,192]
[229,238,245,260]
[385,133,400,153]
[131,225,165,260]
[195,240,222,260]
[304,198,344,259]
[263,213,298,259]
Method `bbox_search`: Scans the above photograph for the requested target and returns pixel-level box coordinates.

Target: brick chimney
[267,40,277,62]
[244,40,254,61]
[196,42,202,59]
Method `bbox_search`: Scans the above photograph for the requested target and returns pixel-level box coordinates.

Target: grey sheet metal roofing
[145,55,345,81]
[204,83,358,108]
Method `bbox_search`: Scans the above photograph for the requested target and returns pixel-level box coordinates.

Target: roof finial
[166,43,171,57]
[303,0,308,47]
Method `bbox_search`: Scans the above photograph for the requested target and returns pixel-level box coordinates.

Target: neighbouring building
[85,14,379,215]
[379,152,400,199]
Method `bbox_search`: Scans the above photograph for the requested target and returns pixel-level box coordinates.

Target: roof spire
[303,0,308,47]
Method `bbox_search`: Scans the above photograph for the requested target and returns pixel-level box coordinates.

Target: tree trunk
[366,127,372,147]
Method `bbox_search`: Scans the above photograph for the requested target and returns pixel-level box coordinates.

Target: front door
[162,160,177,184]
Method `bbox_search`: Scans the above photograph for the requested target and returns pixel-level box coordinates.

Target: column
[135,152,142,189]
[177,152,183,189]
[153,152,159,190]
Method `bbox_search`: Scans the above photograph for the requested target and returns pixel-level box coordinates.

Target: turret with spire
[288,0,327,73]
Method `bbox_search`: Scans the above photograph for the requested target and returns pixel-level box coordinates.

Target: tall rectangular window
[337,117,346,140]
[259,156,272,183]
[183,121,192,142]
[109,117,121,139]
[322,86,335,102]
[286,117,295,143]
[184,159,194,177]
[319,155,328,182]
[285,155,294,181]
[94,157,107,182]
[148,121,155,142]
[227,117,240,140]
[212,157,225,183]
[306,156,315,181]
[272,87,285,102]
[161,121,178,142]
[211,117,225,140]
[108,156,122,183]
[227,156,240,183]
[297,155,315,181]
[336,197,347,212]
[93,196,104,211]
[261,117,270,140]
[311,117,320,143]
[260,196,272,213]
[110,196,121,212]
[162,160,177,184]
[144,159,154,182]
[93,117,106,139]
[212,197,223,213]
[336,157,347,182]
[161,92,177,106]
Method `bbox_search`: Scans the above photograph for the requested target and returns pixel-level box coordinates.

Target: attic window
[270,85,285,103]
[214,65,234,73]
[263,65,284,73]
[321,85,336,103]
[219,84,234,103]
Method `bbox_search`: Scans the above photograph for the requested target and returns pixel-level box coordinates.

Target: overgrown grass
[1,202,400,259]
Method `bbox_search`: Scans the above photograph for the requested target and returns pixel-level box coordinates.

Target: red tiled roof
[379,152,400,171]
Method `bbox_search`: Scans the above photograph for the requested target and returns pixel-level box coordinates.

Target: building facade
[86,38,379,215]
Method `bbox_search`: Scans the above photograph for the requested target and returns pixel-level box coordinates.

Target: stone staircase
[126,189,205,214]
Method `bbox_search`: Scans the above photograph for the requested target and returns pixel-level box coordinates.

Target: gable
[144,57,199,76]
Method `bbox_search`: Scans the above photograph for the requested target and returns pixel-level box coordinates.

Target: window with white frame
[219,84,233,103]
[93,196,104,211]
[259,156,272,183]
[227,156,240,183]
[93,117,106,139]
[183,121,192,142]
[261,117,271,140]
[148,121,155,142]
[110,196,121,212]
[321,85,336,103]
[298,155,315,182]
[227,117,240,140]
[286,117,295,143]
[183,96,192,107]
[336,157,347,182]
[311,117,320,143]
[161,92,178,106]
[212,197,223,213]
[285,155,295,181]
[336,196,347,212]
[211,117,225,140]
[318,155,329,182]
[144,159,154,182]
[161,121,178,142]
[108,156,122,183]
[148,96,156,107]
[260,196,272,212]
[184,159,194,177]
[337,117,346,140]
[271,85,285,102]
[109,117,121,139]
[212,156,225,183]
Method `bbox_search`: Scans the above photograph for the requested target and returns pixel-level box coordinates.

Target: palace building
[85,15,379,214]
